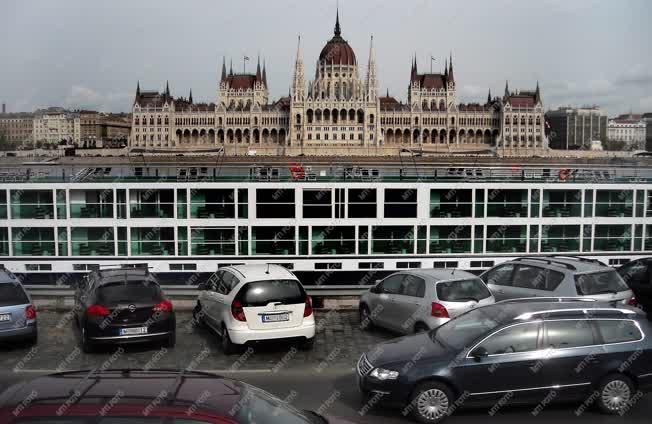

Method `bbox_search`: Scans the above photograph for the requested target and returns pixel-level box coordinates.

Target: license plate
[262,313,289,323]
[120,327,148,336]
[0,314,10,322]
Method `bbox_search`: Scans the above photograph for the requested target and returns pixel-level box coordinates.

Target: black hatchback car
[618,257,652,316]
[73,266,176,352]
[357,300,652,423]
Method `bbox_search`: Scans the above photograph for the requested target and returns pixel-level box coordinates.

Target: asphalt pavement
[0,310,650,423]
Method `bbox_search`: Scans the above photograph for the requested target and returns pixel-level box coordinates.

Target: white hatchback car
[193,264,316,353]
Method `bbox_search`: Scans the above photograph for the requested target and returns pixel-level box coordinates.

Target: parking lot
[1,309,651,423]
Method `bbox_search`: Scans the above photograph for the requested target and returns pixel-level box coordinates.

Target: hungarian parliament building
[130,12,547,155]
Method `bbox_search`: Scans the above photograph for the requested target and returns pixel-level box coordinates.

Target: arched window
[296,114,301,125]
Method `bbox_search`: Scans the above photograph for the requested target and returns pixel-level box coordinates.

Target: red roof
[507,95,536,108]
[319,29,357,66]
[224,74,259,90]
[380,96,409,111]
[411,73,448,90]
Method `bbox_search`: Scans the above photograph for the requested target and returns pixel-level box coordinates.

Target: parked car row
[355,256,651,423]
[2,258,652,423]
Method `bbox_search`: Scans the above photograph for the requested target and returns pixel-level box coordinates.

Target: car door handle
[496,289,505,294]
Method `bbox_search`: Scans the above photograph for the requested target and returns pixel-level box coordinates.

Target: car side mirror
[470,346,489,362]
[371,284,382,294]
[197,281,209,291]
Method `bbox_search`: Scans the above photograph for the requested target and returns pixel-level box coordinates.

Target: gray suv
[0,268,37,345]
[481,256,634,304]
[359,269,494,334]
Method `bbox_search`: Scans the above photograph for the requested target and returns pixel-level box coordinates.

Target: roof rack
[497,297,597,304]
[515,307,637,320]
[513,257,577,271]
[549,255,606,266]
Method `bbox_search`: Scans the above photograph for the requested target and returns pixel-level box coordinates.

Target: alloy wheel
[601,379,631,412]
[416,388,450,421]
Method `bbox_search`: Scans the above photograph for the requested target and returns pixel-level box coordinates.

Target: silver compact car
[359,268,494,334]
[0,268,37,345]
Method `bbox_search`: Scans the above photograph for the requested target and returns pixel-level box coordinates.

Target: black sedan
[73,266,176,352]
[618,257,652,317]
[357,300,652,423]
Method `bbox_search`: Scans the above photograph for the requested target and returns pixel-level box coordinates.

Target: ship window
[348,189,376,218]
[384,188,417,218]
[303,189,332,218]
[256,189,295,218]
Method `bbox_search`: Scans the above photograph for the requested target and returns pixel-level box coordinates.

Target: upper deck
[1,155,651,185]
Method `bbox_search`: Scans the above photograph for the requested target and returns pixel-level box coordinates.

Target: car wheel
[409,381,454,423]
[164,332,176,348]
[80,326,94,354]
[221,325,238,355]
[414,323,430,334]
[192,303,205,329]
[596,374,635,415]
[299,337,315,350]
[25,331,38,347]
[359,305,373,331]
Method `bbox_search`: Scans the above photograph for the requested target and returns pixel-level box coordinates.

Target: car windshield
[234,383,326,424]
[574,270,629,295]
[436,278,491,302]
[97,281,162,305]
[0,283,29,306]
[430,305,503,349]
[238,280,305,307]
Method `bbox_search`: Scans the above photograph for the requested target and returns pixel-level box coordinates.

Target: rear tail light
[628,297,638,307]
[153,300,173,312]
[304,296,313,317]
[25,304,37,320]
[231,300,246,322]
[87,304,110,317]
[431,302,449,318]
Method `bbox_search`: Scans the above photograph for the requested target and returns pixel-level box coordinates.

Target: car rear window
[237,279,306,307]
[596,320,642,344]
[574,270,629,296]
[97,281,162,305]
[0,283,29,306]
[436,279,491,302]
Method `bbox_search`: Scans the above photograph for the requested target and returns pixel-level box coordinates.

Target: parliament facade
[130,12,547,155]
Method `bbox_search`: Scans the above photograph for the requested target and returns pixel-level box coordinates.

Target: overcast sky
[1,0,651,116]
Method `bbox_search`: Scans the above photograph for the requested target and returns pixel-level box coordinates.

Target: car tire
[25,331,38,346]
[221,325,238,355]
[192,303,205,329]
[80,326,94,354]
[359,305,373,331]
[299,337,315,350]
[414,323,430,334]
[164,332,176,349]
[409,381,454,423]
[596,374,635,415]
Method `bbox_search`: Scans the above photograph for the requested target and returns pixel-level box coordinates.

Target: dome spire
[334,4,341,37]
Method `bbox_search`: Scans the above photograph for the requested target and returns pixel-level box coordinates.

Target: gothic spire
[535,80,541,103]
[229,59,233,76]
[256,55,262,81]
[334,5,341,37]
[136,80,140,97]
[365,35,378,100]
[292,36,305,100]
[165,80,170,96]
[504,80,510,97]
[189,89,193,104]
[444,58,448,78]
[448,51,454,81]
[221,56,227,81]
[487,88,492,104]
[262,60,267,86]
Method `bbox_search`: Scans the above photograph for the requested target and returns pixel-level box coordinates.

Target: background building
[545,106,607,150]
[80,111,131,148]
[607,113,647,150]
[643,112,652,151]
[32,107,80,147]
[0,111,34,148]
[130,12,547,155]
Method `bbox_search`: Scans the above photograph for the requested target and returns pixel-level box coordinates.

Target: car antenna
[266,263,270,274]
[452,267,456,275]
